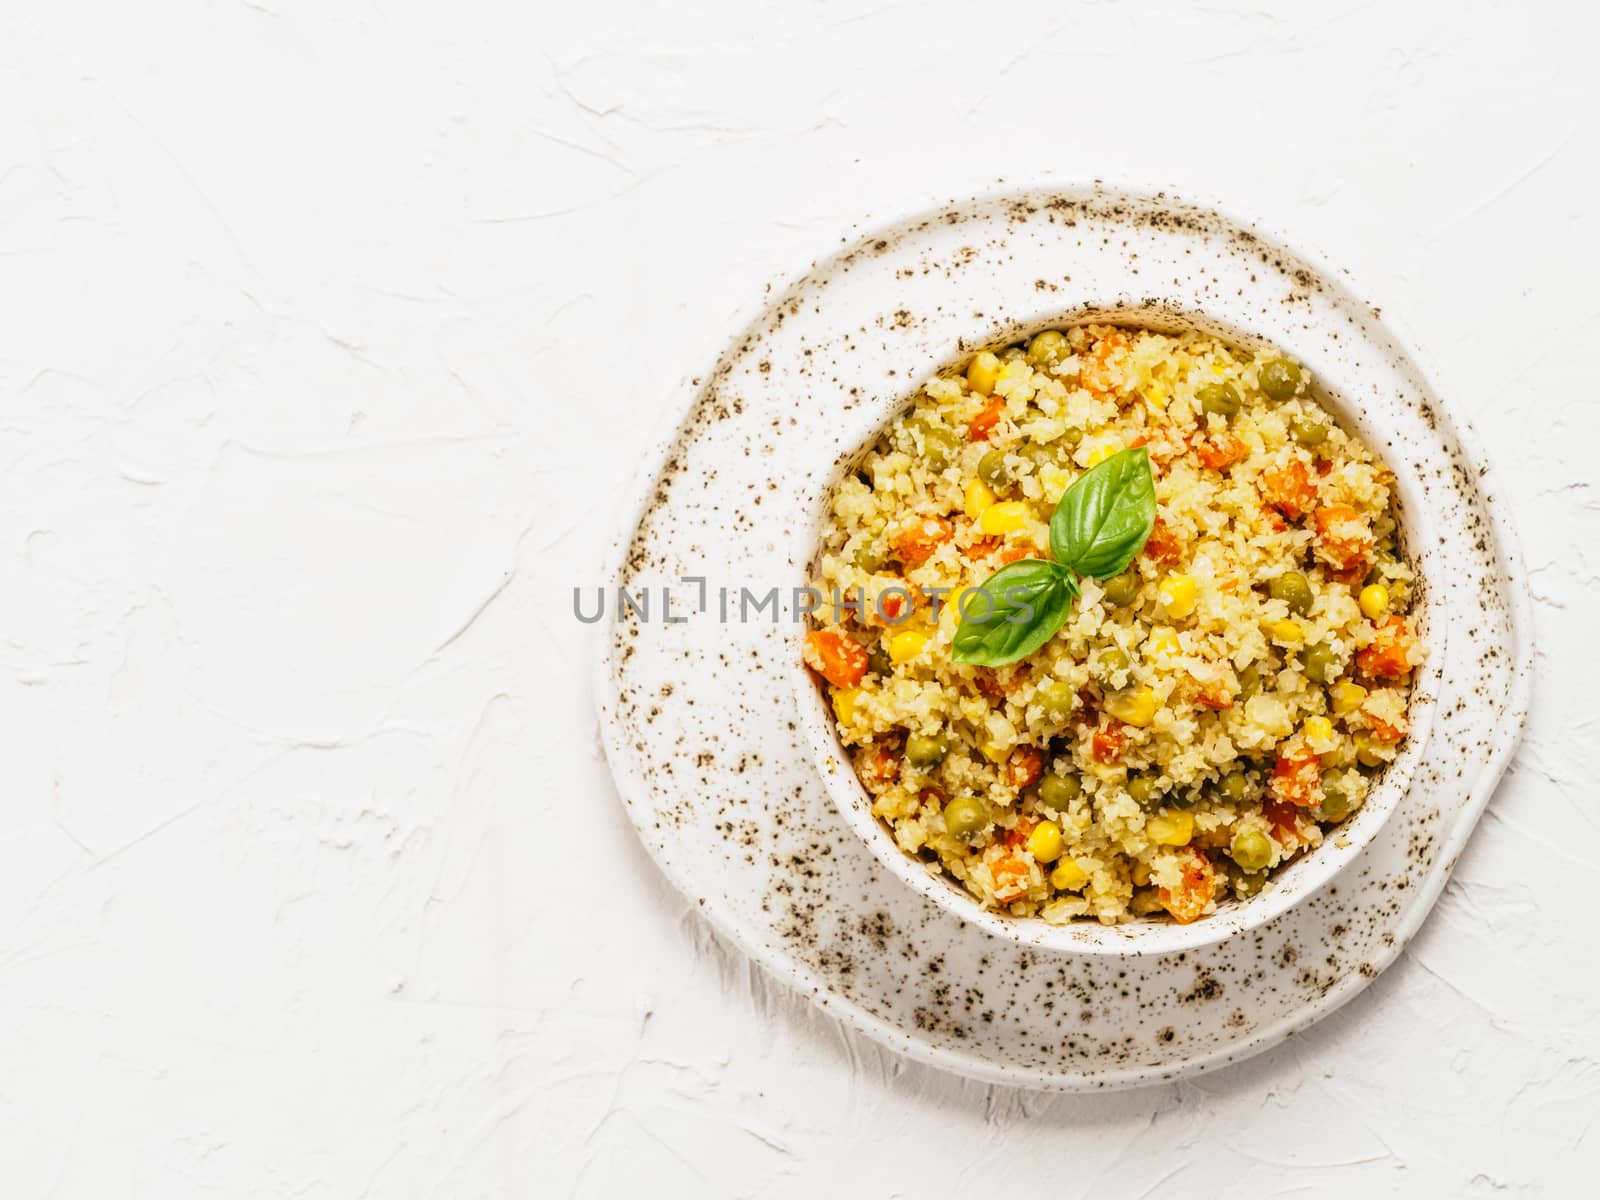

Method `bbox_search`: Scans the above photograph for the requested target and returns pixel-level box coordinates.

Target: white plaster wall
[0,1,1593,1195]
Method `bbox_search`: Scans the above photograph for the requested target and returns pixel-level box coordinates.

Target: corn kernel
[1027,820,1064,863]
[1085,442,1121,467]
[979,740,1009,764]
[966,351,1001,395]
[1104,687,1158,727]
[1158,574,1198,619]
[1268,618,1303,645]
[1144,626,1181,657]
[831,687,860,724]
[979,501,1029,535]
[947,586,980,622]
[1331,680,1368,715]
[1322,738,1357,768]
[964,479,996,519]
[1355,733,1387,767]
[997,358,1029,388]
[1359,583,1390,620]
[1146,810,1195,846]
[1302,716,1335,751]
[887,630,927,664]
[1050,857,1089,890]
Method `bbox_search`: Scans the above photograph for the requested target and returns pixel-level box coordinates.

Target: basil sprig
[952,447,1156,667]
[1048,445,1156,579]
[950,559,1079,665]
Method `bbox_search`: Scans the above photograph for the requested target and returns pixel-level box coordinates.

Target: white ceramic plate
[595,187,1532,1089]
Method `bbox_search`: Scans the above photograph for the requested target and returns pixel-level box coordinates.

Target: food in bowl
[803,323,1426,925]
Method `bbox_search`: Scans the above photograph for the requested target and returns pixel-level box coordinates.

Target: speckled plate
[595,187,1532,1090]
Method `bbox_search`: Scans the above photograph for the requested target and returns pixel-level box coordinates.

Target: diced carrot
[998,543,1035,565]
[1196,679,1236,710]
[1075,688,1100,729]
[861,745,900,787]
[1005,745,1045,790]
[1269,746,1323,808]
[1196,432,1249,471]
[1312,505,1373,574]
[803,629,868,689]
[1159,851,1216,924]
[1003,818,1037,850]
[891,515,953,567]
[1264,798,1303,845]
[1130,425,1185,468]
[1368,712,1407,743]
[966,536,1000,560]
[1356,615,1414,679]
[1081,330,1130,398]
[1092,723,1125,764]
[1260,457,1317,521]
[969,396,1005,442]
[991,852,1032,903]
[861,581,925,628]
[1143,517,1183,566]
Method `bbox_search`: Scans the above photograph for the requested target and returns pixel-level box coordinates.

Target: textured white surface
[0,1,1591,1195]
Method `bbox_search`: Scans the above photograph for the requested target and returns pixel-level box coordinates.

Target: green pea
[1319,772,1357,821]
[1061,426,1084,447]
[905,732,949,768]
[1026,329,1068,366]
[1095,646,1131,685]
[943,795,992,842]
[922,427,960,470]
[977,449,1011,490]
[1259,358,1303,402]
[1301,641,1337,684]
[1227,862,1269,898]
[1197,382,1241,417]
[1230,831,1272,871]
[1126,774,1160,811]
[1039,772,1082,809]
[867,644,891,676]
[1101,572,1140,607]
[1290,411,1330,446]
[1037,681,1077,725]
[1270,571,1313,615]
[853,542,885,572]
[1236,662,1262,698]
[1218,771,1249,804]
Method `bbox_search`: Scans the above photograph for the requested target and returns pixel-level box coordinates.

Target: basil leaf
[1048,446,1156,580]
[951,559,1078,667]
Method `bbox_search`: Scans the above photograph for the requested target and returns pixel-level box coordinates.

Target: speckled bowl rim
[594,183,1534,1090]
[789,305,1447,956]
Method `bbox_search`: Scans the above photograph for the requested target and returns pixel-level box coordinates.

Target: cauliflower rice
[803,324,1426,925]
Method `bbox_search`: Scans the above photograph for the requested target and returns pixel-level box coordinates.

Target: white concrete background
[0,0,1593,1195]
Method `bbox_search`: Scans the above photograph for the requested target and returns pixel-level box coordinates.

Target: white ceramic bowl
[792,303,1446,956]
